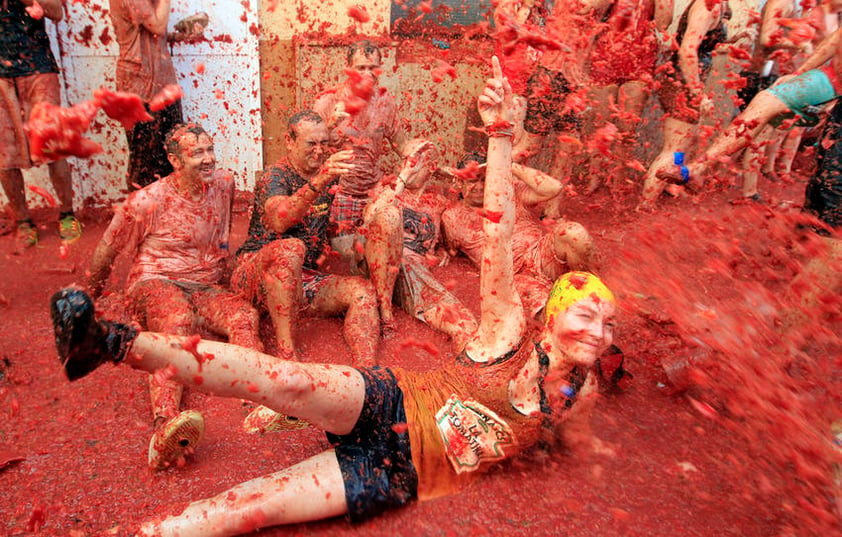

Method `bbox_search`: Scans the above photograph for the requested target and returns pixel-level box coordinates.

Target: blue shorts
[326,367,418,522]
[767,68,839,121]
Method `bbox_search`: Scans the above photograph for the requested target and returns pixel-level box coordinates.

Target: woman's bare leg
[126,333,366,435]
[140,450,348,537]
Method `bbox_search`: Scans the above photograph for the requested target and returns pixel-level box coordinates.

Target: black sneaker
[50,288,138,381]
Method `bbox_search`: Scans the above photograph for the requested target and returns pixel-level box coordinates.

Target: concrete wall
[4,0,762,212]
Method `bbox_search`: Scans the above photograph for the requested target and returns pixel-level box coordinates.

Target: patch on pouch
[435,395,516,474]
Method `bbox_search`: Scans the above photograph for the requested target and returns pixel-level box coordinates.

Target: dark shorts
[805,100,842,231]
[524,66,580,135]
[326,367,418,522]
[737,70,778,112]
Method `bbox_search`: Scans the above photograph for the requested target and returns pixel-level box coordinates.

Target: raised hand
[477,56,514,130]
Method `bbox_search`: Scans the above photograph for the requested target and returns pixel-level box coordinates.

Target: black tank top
[671,1,730,76]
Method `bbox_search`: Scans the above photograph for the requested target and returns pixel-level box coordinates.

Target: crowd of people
[2,0,841,535]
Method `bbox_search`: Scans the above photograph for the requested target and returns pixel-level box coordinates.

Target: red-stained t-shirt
[109,0,177,100]
[102,171,233,290]
[313,84,402,198]
[394,337,550,501]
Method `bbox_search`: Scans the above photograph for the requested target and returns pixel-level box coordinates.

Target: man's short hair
[288,110,324,140]
[165,123,209,157]
[457,151,487,169]
[346,39,381,65]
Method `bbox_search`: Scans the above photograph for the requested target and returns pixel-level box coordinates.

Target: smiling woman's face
[548,296,616,368]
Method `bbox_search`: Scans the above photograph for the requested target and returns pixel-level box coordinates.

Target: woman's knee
[552,221,596,270]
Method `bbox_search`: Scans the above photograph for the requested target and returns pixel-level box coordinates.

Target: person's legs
[0,168,29,222]
[309,274,379,366]
[22,73,81,240]
[140,450,348,537]
[1,76,35,243]
[232,239,305,356]
[690,90,791,179]
[129,279,207,469]
[191,287,263,353]
[364,203,402,326]
[774,127,803,179]
[47,159,73,214]
[739,125,776,199]
[126,332,367,433]
[420,301,477,351]
[395,256,478,350]
[131,279,195,425]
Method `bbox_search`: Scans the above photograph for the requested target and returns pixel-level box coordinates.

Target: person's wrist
[485,120,515,138]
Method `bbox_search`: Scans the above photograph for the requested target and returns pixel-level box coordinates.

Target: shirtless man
[87,123,262,470]
[441,152,597,316]
[312,40,409,325]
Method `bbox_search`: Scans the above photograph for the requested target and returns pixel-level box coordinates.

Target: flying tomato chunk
[25,1,43,19]
[93,88,153,130]
[347,5,370,23]
[27,100,102,161]
[149,84,184,112]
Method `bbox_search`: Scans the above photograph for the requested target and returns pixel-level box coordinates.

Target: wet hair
[457,151,487,169]
[288,110,324,140]
[346,39,381,65]
[165,123,209,158]
[544,272,615,325]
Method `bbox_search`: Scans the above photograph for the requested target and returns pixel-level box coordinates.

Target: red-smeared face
[174,133,215,184]
[548,296,616,367]
[349,50,382,87]
[286,120,330,176]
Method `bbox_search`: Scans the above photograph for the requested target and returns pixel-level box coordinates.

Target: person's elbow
[40,0,64,21]
[143,18,169,37]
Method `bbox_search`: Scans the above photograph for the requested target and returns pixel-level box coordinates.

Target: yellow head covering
[545,272,615,324]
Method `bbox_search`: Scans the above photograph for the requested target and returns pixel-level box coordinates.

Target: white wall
[2,0,261,211]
